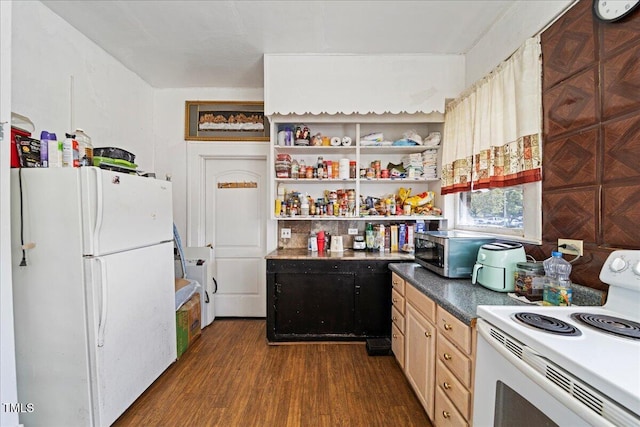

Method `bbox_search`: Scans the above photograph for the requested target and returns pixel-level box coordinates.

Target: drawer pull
[444,353,452,361]
[392,316,397,321]
[393,298,398,303]
[442,411,451,419]
[443,381,451,390]
[393,280,399,287]
[443,323,452,331]
[393,334,397,338]
[424,331,431,338]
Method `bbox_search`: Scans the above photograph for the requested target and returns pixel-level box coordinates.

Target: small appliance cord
[18,168,27,266]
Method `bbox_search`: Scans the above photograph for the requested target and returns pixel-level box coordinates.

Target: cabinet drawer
[436,360,470,420]
[391,288,405,315]
[405,285,435,323]
[435,386,468,427]
[391,272,406,296]
[391,322,405,369]
[391,305,405,334]
[437,335,472,388]
[437,306,471,354]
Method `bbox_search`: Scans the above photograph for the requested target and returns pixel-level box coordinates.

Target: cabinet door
[405,303,437,419]
[354,271,391,337]
[274,272,355,335]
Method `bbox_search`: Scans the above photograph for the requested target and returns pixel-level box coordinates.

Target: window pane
[458,186,524,231]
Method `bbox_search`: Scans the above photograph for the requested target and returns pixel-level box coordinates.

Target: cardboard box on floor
[176,292,201,358]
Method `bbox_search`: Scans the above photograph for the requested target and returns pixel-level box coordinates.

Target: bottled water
[542,251,572,306]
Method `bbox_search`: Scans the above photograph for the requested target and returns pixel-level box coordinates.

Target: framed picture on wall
[185,101,269,141]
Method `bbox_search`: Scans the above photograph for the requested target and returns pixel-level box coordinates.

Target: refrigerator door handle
[96,257,108,347]
[92,167,104,251]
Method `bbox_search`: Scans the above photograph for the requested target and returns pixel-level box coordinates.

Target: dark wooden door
[355,271,391,337]
[274,272,355,335]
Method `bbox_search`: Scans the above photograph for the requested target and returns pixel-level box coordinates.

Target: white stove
[473,250,640,427]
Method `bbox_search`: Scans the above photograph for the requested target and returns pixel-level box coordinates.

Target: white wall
[1,2,20,426]
[465,0,574,87]
[11,1,155,172]
[152,87,263,239]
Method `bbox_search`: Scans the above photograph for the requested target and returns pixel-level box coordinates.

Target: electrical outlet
[558,239,583,256]
[348,228,359,235]
[280,228,291,239]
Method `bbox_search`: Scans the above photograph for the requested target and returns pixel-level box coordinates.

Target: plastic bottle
[542,251,573,306]
[62,133,79,168]
[301,197,310,217]
[75,128,93,166]
[39,131,54,167]
[365,223,375,251]
[543,251,572,281]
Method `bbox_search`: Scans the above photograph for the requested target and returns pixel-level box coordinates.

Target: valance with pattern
[441,37,542,195]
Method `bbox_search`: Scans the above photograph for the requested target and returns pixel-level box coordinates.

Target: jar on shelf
[514,261,545,301]
[349,161,357,179]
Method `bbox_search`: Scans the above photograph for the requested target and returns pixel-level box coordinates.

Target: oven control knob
[609,257,627,272]
[632,261,640,276]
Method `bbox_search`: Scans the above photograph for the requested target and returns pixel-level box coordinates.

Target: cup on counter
[317,231,326,252]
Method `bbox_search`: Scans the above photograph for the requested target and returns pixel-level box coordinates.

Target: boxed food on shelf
[16,135,42,168]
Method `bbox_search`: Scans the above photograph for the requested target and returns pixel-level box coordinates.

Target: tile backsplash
[536,0,640,292]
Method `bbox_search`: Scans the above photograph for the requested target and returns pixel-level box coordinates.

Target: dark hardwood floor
[114,319,431,426]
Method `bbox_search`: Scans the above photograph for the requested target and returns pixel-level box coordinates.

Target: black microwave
[414,231,495,278]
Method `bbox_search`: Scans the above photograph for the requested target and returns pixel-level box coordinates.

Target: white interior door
[205,158,267,317]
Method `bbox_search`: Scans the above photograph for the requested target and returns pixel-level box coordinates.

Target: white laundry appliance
[10,167,176,426]
[183,246,217,327]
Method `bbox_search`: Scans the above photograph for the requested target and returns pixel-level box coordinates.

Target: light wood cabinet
[404,303,437,419]
[437,306,472,354]
[435,386,468,427]
[435,306,476,426]
[390,272,406,368]
[391,323,405,369]
[391,274,477,426]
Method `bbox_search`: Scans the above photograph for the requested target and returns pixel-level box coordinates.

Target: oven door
[473,319,622,427]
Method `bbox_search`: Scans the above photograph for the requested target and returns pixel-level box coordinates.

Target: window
[452,181,542,243]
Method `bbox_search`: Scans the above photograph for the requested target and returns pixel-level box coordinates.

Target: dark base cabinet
[267,259,397,342]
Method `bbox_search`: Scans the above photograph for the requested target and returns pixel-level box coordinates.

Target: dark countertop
[389,263,527,326]
[266,248,415,261]
[389,263,606,326]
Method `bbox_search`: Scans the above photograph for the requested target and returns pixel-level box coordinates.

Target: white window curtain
[441,36,542,195]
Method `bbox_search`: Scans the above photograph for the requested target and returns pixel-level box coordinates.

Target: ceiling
[42,0,517,89]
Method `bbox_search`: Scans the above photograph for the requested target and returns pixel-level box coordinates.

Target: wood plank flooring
[114,319,431,426]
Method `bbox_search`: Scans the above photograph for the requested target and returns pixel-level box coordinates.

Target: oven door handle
[477,320,621,427]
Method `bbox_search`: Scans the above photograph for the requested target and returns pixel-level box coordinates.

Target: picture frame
[185,101,270,141]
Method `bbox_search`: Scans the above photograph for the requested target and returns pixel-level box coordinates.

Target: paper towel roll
[341,136,352,146]
[330,137,341,146]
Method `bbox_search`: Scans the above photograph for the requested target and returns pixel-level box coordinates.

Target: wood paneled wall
[528,0,640,291]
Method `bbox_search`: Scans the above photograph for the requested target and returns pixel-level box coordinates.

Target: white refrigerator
[10,167,177,426]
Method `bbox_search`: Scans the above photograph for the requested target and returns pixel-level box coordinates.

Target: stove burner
[570,313,640,340]
[513,312,582,336]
